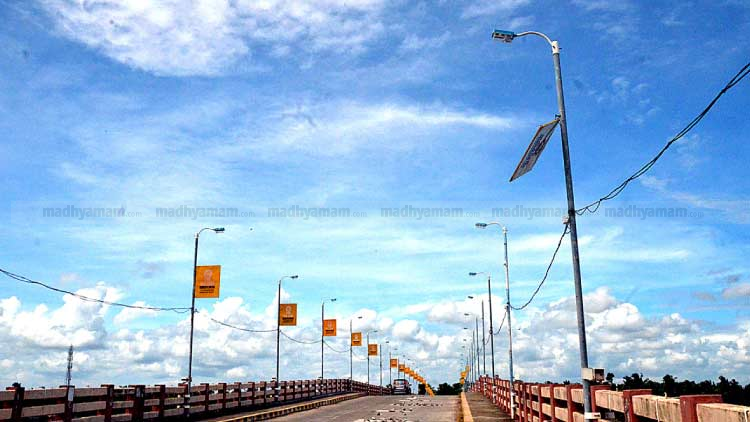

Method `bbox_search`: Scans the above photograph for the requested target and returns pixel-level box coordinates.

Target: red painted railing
[1,379,390,421]
[472,376,750,422]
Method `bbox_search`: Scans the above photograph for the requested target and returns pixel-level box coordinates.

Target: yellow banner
[351,332,362,346]
[390,358,397,368]
[194,265,221,298]
[279,303,297,326]
[368,344,378,356]
[323,319,337,336]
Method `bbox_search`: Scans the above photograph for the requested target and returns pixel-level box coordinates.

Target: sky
[0,0,749,389]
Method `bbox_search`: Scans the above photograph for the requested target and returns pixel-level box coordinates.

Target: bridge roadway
[272,394,458,421]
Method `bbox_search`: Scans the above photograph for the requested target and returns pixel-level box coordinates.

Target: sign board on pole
[398,364,405,371]
[510,118,560,182]
[323,319,337,336]
[351,332,362,346]
[390,358,398,368]
[368,344,378,356]
[194,265,221,298]
[279,303,297,326]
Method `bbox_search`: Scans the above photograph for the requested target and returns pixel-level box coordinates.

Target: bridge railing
[472,376,750,422]
[1,378,390,421]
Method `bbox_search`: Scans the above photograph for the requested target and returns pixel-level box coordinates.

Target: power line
[0,268,191,313]
[280,330,320,345]
[207,316,277,333]
[577,60,750,215]
[323,340,348,353]
[510,223,569,311]
[492,311,507,338]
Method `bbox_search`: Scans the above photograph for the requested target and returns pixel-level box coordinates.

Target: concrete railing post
[9,383,24,422]
[622,389,651,422]
[679,395,723,422]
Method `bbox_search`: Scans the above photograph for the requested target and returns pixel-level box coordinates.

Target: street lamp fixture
[491,29,516,43]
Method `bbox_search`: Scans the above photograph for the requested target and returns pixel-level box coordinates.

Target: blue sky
[1,0,749,388]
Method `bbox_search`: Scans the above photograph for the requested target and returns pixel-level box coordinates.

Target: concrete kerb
[461,392,475,422]
[202,392,365,421]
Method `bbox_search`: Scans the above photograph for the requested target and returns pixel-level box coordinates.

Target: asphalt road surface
[273,395,458,421]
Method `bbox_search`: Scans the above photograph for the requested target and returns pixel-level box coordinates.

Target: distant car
[392,378,411,395]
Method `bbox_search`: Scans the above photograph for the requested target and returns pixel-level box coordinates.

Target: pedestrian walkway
[464,392,512,421]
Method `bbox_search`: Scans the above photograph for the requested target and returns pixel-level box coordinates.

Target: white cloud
[39,0,390,76]
[113,302,159,325]
[461,0,531,19]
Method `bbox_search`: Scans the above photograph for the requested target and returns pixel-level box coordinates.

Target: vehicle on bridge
[392,378,412,395]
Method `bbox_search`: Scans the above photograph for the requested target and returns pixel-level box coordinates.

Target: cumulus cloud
[2,284,749,387]
[39,0,390,76]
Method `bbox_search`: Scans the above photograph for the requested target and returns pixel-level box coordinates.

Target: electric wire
[509,223,569,311]
[492,311,507,337]
[207,316,277,333]
[0,268,192,313]
[323,340,348,353]
[279,330,320,344]
[576,60,750,215]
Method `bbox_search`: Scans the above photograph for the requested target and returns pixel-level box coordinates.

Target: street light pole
[387,342,392,387]
[366,332,370,385]
[276,275,298,385]
[186,227,224,418]
[366,330,378,385]
[474,316,480,382]
[320,298,336,380]
[492,28,592,418]
[379,341,383,389]
[470,272,495,380]
[476,222,517,417]
[503,227,516,418]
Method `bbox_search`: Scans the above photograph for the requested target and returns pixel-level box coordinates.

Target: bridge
[6,375,750,421]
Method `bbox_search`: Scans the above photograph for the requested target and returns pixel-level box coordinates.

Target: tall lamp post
[350,315,363,381]
[465,312,480,384]
[379,340,384,389]
[321,298,337,380]
[491,28,593,418]
[276,275,299,384]
[186,227,224,418]
[385,341,391,387]
[469,272,495,380]
[366,330,378,385]
[476,222,516,418]
[468,295,487,376]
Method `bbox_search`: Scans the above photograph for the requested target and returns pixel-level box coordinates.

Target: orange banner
[351,332,362,346]
[368,344,378,356]
[390,358,397,368]
[194,265,221,298]
[398,364,405,371]
[323,319,337,336]
[279,303,297,326]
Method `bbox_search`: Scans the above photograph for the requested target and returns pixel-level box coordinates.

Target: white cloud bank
[2,284,749,388]
[39,0,390,76]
